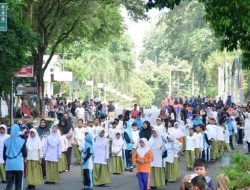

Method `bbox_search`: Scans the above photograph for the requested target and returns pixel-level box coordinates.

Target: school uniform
[112,132,124,174]
[165,138,182,182]
[43,129,61,183]
[223,129,231,152]
[133,138,154,190]
[185,135,195,169]
[82,133,94,190]
[123,122,134,170]
[0,125,9,182]
[206,124,218,160]
[74,127,87,164]
[201,131,210,162]
[59,135,68,172]
[26,129,44,189]
[194,132,202,159]
[216,126,225,157]
[93,129,111,186]
[149,130,165,188]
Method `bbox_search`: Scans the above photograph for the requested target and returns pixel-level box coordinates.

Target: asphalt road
[0,150,233,190]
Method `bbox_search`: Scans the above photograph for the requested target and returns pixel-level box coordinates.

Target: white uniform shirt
[206,124,218,140]
[216,126,224,141]
[74,127,87,145]
[194,133,202,149]
[75,107,85,119]
[185,135,195,151]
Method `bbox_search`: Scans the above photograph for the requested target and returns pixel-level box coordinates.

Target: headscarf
[95,128,106,147]
[83,133,94,154]
[4,124,25,159]
[58,117,72,135]
[137,138,150,158]
[149,128,163,149]
[47,125,61,147]
[113,131,124,147]
[139,120,152,140]
[0,124,9,144]
[26,128,42,151]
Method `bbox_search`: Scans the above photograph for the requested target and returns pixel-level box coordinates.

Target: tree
[145,0,250,68]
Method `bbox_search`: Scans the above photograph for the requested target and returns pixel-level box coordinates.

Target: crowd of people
[0,94,250,190]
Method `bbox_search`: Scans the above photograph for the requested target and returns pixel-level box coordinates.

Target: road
[0,151,232,190]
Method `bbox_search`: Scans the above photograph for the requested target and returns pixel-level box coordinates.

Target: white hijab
[137,138,150,158]
[0,124,9,143]
[47,125,61,147]
[149,128,163,150]
[112,131,124,146]
[27,128,42,151]
[95,128,107,147]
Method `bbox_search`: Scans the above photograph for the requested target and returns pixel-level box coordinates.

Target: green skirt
[151,167,165,188]
[26,160,44,185]
[165,157,179,182]
[73,144,81,164]
[93,163,111,186]
[112,156,124,174]
[46,161,59,183]
[0,163,6,181]
[59,153,68,172]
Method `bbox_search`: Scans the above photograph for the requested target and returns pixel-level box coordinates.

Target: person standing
[149,128,165,189]
[131,104,140,119]
[26,129,44,190]
[133,138,154,190]
[43,125,61,184]
[112,131,124,174]
[58,116,73,171]
[139,121,152,141]
[93,128,111,186]
[3,124,27,190]
[124,122,134,172]
[185,128,196,171]
[0,124,9,183]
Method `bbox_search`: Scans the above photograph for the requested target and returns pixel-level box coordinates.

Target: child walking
[26,129,44,190]
[43,125,61,184]
[112,131,124,174]
[186,128,196,171]
[59,130,68,173]
[82,133,94,190]
[0,124,9,183]
[124,122,134,172]
[133,138,154,190]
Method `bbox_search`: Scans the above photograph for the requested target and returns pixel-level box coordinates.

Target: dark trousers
[247,142,250,153]
[66,147,72,171]
[83,169,93,188]
[5,171,23,190]
[125,150,132,169]
[41,158,46,177]
[237,128,243,144]
[229,135,234,150]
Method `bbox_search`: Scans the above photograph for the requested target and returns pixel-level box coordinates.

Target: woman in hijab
[139,121,152,140]
[133,138,153,190]
[43,125,61,184]
[0,124,9,183]
[3,124,27,190]
[82,133,94,190]
[149,128,165,189]
[58,116,73,171]
[93,128,111,186]
[26,128,43,190]
[112,131,124,174]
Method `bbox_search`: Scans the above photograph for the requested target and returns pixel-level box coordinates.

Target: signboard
[15,65,34,77]
[0,3,7,32]
[16,82,38,96]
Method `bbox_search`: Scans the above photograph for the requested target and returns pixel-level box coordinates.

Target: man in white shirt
[75,104,85,121]
[155,118,166,138]
[206,117,218,162]
[185,128,196,171]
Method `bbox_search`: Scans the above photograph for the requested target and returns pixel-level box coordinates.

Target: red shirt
[131,109,139,119]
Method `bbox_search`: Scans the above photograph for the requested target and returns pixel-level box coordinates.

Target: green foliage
[224,152,250,189]
[0,0,37,96]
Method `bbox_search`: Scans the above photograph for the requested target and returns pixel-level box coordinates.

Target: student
[186,128,196,171]
[191,176,207,190]
[134,113,143,130]
[0,124,9,183]
[149,128,165,189]
[133,138,154,190]
[206,118,218,162]
[112,131,124,174]
[43,125,61,184]
[82,133,94,190]
[132,123,139,149]
[216,174,229,190]
[180,159,216,190]
[4,124,27,190]
[124,122,134,172]
[74,119,87,165]
[165,135,182,182]
[200,126,210,162]
[217,123,225,157]
[58,130,68,173]
[194,125,202,160]
[155,118,167,137]
[139,121,152,141]
[26,129,44,190]
[223,125,231,152]
[93,128,111,186]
